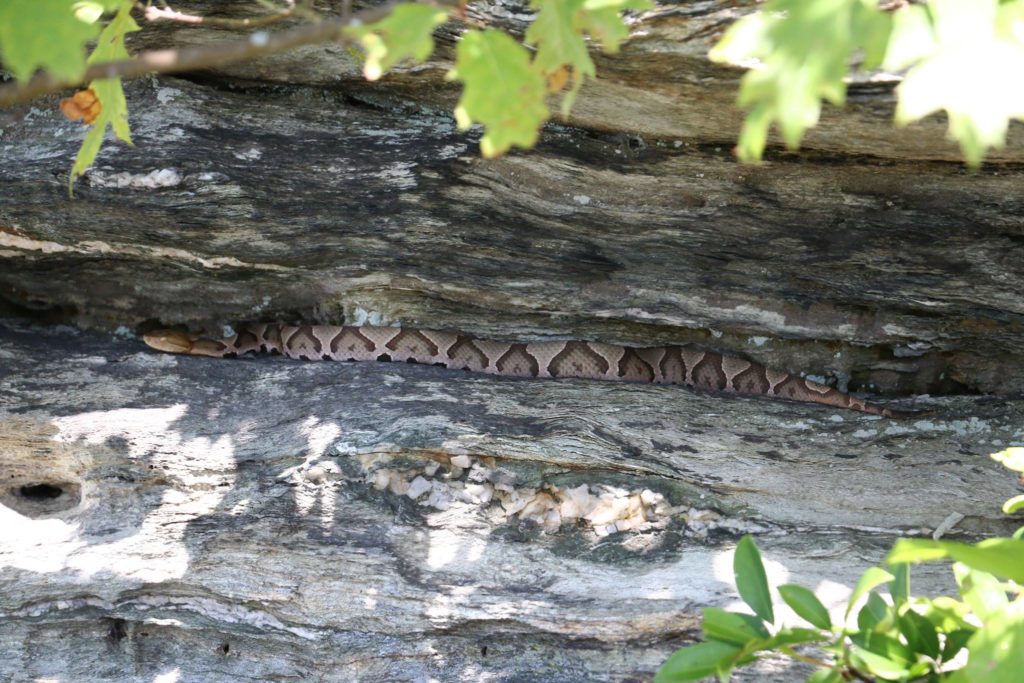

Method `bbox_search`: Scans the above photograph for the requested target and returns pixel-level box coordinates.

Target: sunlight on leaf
[953,563,1009,623]
[844,566,894,620]
[888,537,1024,583]
[991,447,1024,472]
[709,0,891,161]
[949,608,1024,683]
[1003,494,1024,515]
[887,0,1024,166]
[348,3,448,81]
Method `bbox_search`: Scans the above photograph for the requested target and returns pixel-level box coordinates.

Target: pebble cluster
[357,452,729,538]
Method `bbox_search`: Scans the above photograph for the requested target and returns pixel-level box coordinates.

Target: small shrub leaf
[734,536,775,624]
[845,566,895,620]
[702,607,770,645]
[778,584,831,630]
[654,641,741,683]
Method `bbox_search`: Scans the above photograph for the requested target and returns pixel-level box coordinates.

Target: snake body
[143,323,907,417]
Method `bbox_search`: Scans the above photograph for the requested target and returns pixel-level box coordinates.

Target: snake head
[143,329,194,354]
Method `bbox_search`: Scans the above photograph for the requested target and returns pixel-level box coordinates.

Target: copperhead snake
[143,324,909,418]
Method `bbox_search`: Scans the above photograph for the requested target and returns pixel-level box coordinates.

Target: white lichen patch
[232,147,263,161]
[155,86,183,104]
[86,168,182,189]
[358,452,725,538]
[348,307,393,327]
[373,162,417,190]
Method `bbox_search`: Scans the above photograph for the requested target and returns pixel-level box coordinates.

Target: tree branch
[139,0,299,30]
[0,0,454,109]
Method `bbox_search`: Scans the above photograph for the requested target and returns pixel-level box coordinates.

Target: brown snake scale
[143,324,908,418]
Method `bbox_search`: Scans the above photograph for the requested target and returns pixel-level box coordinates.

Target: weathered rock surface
[1,321,1020,681]
[2,1,1023,680]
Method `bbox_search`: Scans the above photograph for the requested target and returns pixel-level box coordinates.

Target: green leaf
[0,0,99,81]
[709,0,892,161]
[888,0,1024,167]
[778,584,831,630]
[848,644,910,681]
[348,3,448,81]
[922,596,975,632]
[854,631,913,667]
[806,670,842,683]
[940,627,974,663]
[525,0,651,116]
[845,566,895,620]
[954,564,1009,623]
[527,0,596,116]
[702,607,770,645]
[888,539,951,564]
[447,29,550,158]
[897,609,940,659]
[72,1,106,24]
[580,0,652,50]
[889,563,910,607]
[857,592,890,633]
[733,536,775,624]
[992,447,1024,473]
[761,627,828,649]
[888,538,1024,583]
[1003,494,1024,515]
[69,1,137,193]
[655,640,742,683]
[950,607,1024,683]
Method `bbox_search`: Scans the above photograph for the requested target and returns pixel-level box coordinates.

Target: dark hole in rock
[20,483,63,500]
[106,618,127,645]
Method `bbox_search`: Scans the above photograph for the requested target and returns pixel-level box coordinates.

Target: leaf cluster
[656,448,1024,682]
[710,0,1024,166]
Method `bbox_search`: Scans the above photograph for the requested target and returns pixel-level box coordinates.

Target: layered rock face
[1,1,1021,680]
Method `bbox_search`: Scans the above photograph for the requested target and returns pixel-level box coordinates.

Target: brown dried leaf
[60,88,101,125]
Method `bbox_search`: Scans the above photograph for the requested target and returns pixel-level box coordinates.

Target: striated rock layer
[1,1,1023,680]
[1,322,1020,681]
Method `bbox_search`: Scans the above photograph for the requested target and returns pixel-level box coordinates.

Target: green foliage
[0,0,650,190]
[709,0,890,162]
[711,0,1024,167]
[992,447,1024,514]
[887,0,1024,167]
[0,0,101,81]
[526,0,652,115]
[889,537,1024,584]
[348,3,449,81]
[778,584,831,630]
[733,535,775,624]
[655,640,742,683]
[656,452,1024,682]
[69,0,137,194]
[447,29,550,158]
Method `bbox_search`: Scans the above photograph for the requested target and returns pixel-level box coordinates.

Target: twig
[139,0,297,29]
[0,0,456,108]
[777,646,835,671]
